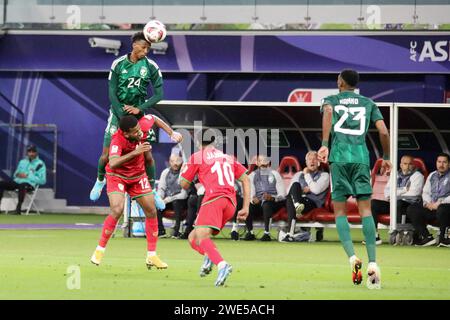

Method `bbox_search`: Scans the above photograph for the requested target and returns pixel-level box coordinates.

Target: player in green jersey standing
[90,32,170,210]
[318,69,392,289]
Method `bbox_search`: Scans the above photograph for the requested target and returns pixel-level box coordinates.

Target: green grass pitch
[0,214,449,300]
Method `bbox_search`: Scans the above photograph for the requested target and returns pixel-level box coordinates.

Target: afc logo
[410,40,450,62]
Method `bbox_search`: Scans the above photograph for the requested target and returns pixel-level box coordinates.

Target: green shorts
[102,110,157,148]
[330,162,372,202]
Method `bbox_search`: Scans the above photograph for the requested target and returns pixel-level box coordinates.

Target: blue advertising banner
[1,32,450,73]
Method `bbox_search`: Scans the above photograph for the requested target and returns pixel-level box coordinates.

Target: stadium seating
[277,155,302,190]
[272,156,301,222]
[272,156,338,224]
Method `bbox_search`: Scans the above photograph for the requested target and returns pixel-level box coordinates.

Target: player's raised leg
[91,192,124,265]
[90,146,108,201]
[194,226,232,287]
[334,201,363,285]
[357,197,381,289]
[136,192,168,269]
[195,199,235,286]
[188,231,212,277]
[91,112,119,202]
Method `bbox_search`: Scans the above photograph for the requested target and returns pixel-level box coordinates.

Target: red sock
[145,217,158,251]
[198,238,224,265]
[189,238,205,255]
[99,215,118,248]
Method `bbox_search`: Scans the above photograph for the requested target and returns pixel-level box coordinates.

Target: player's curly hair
[340,69,359,88]
[119,115,138,132]
[131,32,151,45]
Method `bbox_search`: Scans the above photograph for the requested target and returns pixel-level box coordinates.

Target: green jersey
[321,91,383,166]
[108,54,163,118]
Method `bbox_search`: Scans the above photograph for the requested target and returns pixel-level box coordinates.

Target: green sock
[335,216,355,258]
[362,216,377,263]
[97,157,106,181]
[146,161,156,189]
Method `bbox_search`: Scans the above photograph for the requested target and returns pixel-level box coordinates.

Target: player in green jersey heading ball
[90,32,170,210]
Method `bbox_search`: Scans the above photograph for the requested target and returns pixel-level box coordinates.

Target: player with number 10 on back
[180,132,250,287]
[318,69,392,289]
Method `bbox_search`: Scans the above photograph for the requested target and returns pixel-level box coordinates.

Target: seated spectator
[156,154,188,238]
[0,145,46,214]
[370,155,424,244]
[407,153,450,247]
[179,179,204,239]
[230,181,244,240]
[282,151,329,242]
[245,155,286,241]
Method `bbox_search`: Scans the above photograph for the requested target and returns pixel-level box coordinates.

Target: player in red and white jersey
[180,134,250,287]
[90,115,182,269]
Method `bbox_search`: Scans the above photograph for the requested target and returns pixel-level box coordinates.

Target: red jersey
[181,146,247,206]
[106,115,155,180]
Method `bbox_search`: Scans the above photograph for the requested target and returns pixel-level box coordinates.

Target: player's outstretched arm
[138,85,163,113]
[109,142,151,169]
[138,62,164,113]
[375,119,392,175]
[318,104,332,163]
[153,115,183,143]
[237,174,250,221]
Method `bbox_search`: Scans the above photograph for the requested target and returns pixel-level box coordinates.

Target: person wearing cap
[0,145,46,214]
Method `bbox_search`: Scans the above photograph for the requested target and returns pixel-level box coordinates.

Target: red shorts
[195,197,235,235]
[106,174,152,199]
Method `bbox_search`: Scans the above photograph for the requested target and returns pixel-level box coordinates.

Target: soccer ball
[143,20,167,43]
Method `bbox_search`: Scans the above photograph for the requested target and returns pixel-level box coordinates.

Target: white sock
[368,262,378,269]
[96,245,105,252]
[264,231,270,235]
[349,255,357,264]
[217,261,227,270]
[231,223,238,232]
[147,251,156,257]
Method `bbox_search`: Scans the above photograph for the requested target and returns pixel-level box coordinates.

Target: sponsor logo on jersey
[122,69,128,74]
[111,145,119,154]
[110,125,118,135]
[140,66,148,77]
[410,40,450,62]
[118,183,124,191]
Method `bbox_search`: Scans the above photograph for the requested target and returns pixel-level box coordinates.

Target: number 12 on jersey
[139,177,150,190]
[211,161,234,186]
